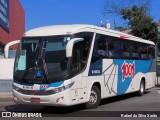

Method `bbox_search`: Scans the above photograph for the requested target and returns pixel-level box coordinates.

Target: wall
[0,0,25,49]
[0,59,14,80]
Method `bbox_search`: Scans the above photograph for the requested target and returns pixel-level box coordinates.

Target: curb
[0,92,13,102]
[0,80,12,99]
[0,92,12,99]
[0,80,12,93]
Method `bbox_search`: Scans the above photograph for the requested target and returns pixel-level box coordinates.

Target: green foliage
[115,26,127,31]
[158,29,160,41]
[120,6,158,43]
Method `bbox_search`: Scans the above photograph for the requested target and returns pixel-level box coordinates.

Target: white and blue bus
[12,25,156,108]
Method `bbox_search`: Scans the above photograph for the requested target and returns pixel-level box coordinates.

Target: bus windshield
[14,36,71,83]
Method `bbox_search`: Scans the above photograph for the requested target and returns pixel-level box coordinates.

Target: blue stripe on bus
[88,59,153,95]
[14,81,63,89]
[113,60,152,95]
[40,81,63,91]
[88,60,102,76]
[48,81,63,87]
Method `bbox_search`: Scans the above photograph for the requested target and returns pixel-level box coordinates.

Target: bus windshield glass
[14,36,71,83]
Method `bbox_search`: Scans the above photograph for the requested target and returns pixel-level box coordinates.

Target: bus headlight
[53,82,74,93]
[12,84,20,91]
[12,82,75,95]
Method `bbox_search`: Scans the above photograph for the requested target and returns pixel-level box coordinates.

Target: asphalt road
[0,87,160,120]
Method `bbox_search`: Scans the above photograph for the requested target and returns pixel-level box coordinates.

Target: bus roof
[24,24,92,37]
[23,24,155,45]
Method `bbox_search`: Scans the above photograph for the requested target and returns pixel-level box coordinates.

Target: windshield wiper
[40,40,51,83]
[42,58,50,83]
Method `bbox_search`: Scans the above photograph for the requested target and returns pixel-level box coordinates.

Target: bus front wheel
[85,85,101,109]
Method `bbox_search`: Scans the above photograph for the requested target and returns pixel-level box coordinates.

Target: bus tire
[137,80,145,96]
[85,85,101,109]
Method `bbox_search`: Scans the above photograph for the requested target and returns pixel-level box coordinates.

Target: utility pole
[114,18,116,30]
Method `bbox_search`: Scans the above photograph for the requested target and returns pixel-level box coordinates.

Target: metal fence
[0,80,12,93]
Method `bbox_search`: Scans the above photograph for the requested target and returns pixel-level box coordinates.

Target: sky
[20,0,160,31]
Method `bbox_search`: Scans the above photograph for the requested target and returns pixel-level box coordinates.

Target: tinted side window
[71,43,82,74]
[71,32,94,75]
[91,34,124,63]
[91,34,105,63]
[91,33,155,62]
[130,41,139,59]
[113,37,122,59]
[122,40,131,59]
[139,43,148,59]
[74,32,93,63]
[107,37,114,58]
[148,45,155,59]
[107,37,121,59]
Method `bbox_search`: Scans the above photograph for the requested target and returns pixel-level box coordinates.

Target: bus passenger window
[72,32,93,75]
[108,42,114,58]
[98,39,106,57]
[71,44,82,74]
[81,40,90,68]
[123,41,130,59]
[141,44,148,59]
[148,45,155,59]
[130,42,139,59]
[114,39,121,59]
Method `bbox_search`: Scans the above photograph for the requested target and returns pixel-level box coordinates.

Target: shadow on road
[5,104,86,114]
[4,91,151,115]
[100,91,150,106]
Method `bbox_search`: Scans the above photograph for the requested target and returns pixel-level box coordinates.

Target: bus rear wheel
[137,80,145,96]
[85,85,101,109]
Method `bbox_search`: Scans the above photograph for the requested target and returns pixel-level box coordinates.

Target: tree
[103,0,150,16]
[120,6,158,42]
[158,32,160,41]
[115,26,127,31]
[103,0,159,43]
[158,27,160,41]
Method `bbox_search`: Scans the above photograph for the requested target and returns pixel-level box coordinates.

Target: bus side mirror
[66,38,84,58]
[4,40,20,59]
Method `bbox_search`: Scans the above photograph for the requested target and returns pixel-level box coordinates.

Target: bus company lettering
[41,85,48,89]
[121,61,135,81]
[92,70,101,74]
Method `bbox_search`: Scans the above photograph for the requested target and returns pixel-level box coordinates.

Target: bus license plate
[31,98,40,103]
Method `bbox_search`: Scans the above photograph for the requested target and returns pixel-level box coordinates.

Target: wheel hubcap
[140,83,144,93]
[89,90,97,104]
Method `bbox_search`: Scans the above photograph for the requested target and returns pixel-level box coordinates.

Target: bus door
[70,41,86,103]
[70,33,93,103]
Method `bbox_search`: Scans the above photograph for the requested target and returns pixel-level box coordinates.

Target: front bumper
[12,86,71,106]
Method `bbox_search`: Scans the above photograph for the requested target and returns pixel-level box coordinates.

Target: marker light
[56,97,64,103]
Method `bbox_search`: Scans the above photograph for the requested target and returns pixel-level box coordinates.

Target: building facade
[0,0,25,53]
